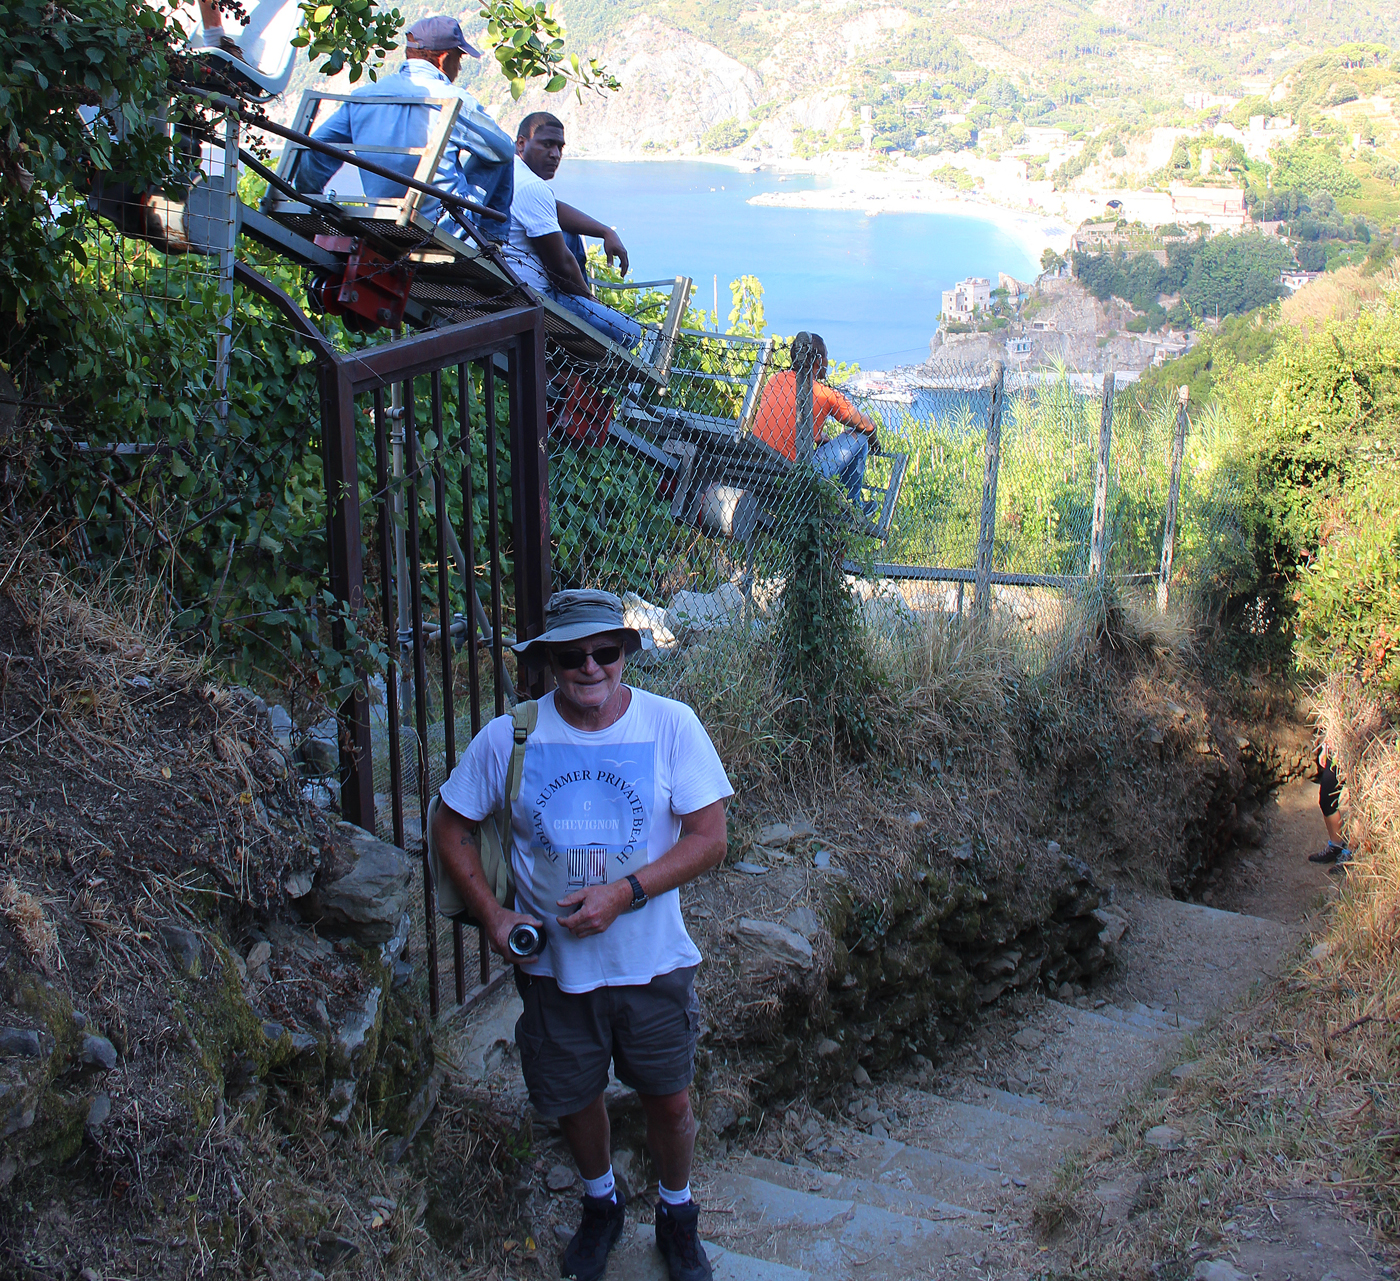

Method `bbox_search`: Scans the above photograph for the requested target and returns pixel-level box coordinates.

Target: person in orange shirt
[751,332,882,510]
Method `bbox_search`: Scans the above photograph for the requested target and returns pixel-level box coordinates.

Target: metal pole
[1157,386,1189,612]
[214,113,239,420]
[390,378,414,725]
[1089,371,1116,583]
[510,319,554,694]
[973,361,1006,618]
[795,347,814,465]
[323,365,374,829]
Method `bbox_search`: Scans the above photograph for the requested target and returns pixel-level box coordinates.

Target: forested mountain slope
[278,0,1400,162]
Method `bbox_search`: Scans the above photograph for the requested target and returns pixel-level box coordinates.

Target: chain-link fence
[541,315,1251,692]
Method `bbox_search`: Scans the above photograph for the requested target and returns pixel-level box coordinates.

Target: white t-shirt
[508,155,560,257]
[438,687,733,994]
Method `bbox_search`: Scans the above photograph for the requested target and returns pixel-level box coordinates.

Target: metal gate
[239,264,553,1015]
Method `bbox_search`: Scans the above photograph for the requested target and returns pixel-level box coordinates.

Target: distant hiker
[501,112,644,349]
[1309,742,1353,868]
[293,16,514,241]
[431,589,731,1281]
[751,331,883,509]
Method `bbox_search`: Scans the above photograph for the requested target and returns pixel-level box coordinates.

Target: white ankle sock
[203,26,222,39]
[658,1182,691,1208]
[582,1167,616,1201]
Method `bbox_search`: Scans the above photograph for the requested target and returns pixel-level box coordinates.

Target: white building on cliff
[941,276,991,321]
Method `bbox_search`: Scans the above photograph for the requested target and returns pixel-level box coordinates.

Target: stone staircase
[447,892,1297,1281]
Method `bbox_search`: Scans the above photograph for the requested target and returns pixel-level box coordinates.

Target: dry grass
[1281,261,1400,335]
[0,875,60,970]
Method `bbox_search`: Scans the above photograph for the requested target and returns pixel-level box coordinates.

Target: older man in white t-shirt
[500,112,644,349]
[432,589,729,1281]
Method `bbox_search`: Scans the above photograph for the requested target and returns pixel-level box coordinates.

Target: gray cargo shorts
[513,965,700,1119]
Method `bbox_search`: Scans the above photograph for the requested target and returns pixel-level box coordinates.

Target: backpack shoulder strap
[505,700,537,803]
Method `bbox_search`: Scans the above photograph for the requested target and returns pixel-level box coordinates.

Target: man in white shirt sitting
[294,16,514,243]
[501,112,643,349]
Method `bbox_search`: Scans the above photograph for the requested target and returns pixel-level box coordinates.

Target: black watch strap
[625,874,648,911]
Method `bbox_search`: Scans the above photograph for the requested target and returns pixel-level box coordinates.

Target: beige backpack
[427,700,537,924]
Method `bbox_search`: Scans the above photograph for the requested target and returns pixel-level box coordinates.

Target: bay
[554,159,1040,371]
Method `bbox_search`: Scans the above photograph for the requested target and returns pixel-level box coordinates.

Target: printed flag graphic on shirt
[522,743,656,904]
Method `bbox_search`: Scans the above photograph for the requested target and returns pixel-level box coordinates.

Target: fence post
[973,361,1006,618]
[795,345,814,465]
[1157,385,1190,612]
[322,364,375,830]
[1088,371,1116,583]
[510,314,554,695]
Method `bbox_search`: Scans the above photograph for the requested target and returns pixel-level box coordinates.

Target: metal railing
[243,263,552,1016]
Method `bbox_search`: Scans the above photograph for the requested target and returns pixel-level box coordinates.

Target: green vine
[776,466,879,759]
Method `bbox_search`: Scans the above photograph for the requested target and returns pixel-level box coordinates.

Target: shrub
[1295,490,1400,689]
[703,118,752,150]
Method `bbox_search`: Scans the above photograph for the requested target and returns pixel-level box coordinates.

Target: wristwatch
[625,874,648,912]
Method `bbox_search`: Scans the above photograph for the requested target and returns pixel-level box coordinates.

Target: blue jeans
[814,431,870,507]
[502,241,642,349]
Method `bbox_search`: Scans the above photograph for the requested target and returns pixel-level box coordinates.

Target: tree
[702,118,752,151]
[1181,234,1292,317]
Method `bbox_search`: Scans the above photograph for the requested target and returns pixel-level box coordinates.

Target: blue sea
[553,160,1040,372]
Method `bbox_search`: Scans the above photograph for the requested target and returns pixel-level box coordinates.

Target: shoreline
[570,148,1071,268]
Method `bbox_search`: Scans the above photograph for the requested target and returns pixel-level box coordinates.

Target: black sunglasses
[553,644,623,670]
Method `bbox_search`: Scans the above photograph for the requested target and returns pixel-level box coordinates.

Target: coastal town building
[941,276,991,320]
[1167,183,1247,230]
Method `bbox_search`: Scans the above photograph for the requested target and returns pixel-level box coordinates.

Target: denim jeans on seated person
[500,234,642,350]
[813,430,870,507]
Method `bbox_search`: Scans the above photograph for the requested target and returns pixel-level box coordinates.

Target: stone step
[1087,999,1203,1035]
[874,1092,1083,1181]
[739,1154,993,1228]
[608,1227,813,1281]
[950,1082,1095,1133]
[838,1132,1013,1211]
[1101,893,1296,1025]
[1040,999,1179,1042]
[712,1171,993,1281]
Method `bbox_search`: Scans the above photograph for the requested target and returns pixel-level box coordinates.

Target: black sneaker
[1328,847,1354,874]
[1309,842,1345,864]
[655,1200,712,1281]
[561,1186,626,1281]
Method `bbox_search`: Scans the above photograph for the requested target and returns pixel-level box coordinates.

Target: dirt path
[1208,775,1338,925]
[440,777,1375,1280]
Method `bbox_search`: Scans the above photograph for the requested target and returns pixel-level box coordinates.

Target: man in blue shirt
[293,16,513,242]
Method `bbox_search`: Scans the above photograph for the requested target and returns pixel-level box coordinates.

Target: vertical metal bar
[323,366,374,829]
[485,359,505,718]
[429,371,466,1006]
[509,315,553,694]
[403,379,440,1019]
[973,361,1006,619]
[461,362,483,738]
[459,360,490,988]
[214,113,239,421]
[1158,386,1190,612]
[373,390,405,852]
[795,345,814,465]
[1089,371,1116,582]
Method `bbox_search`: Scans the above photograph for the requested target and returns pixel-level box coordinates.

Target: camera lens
[507,923,545,958]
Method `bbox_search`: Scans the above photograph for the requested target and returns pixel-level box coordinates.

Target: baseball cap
[405,15,481,57]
